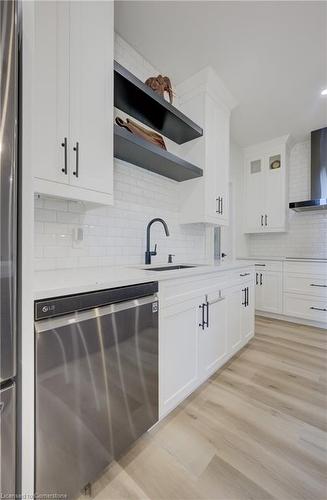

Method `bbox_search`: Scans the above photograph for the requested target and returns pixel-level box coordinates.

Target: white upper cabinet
[33,1,70,186]
[31,0,114,205]
[69,1,113,195]
[177,67,236,226]
[243,136,290,233]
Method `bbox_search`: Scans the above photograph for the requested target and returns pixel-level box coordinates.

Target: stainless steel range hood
[289,127,327,212]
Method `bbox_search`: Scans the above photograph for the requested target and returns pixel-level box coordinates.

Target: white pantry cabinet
[31,0,113,205]
[243,136,290,233]
[176,67,236,226]
[159,267,255,417]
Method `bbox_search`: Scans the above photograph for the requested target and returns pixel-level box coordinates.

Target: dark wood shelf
[114,125,203,182]
[114,61,203,145]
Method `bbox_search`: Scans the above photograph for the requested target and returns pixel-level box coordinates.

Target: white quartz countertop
[34,260,254,300]
[238,256,327,262]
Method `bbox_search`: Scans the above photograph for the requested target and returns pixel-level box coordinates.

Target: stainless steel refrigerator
[0,0,18,494]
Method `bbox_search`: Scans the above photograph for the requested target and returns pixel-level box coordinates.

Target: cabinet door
[241,282,255,341]
[264,152,285,231]
[160,297,201,417]
[255,271,264,309]
[244,156,265,233]
[69,0,113,195]
[205,95,230,225]
[198,289,227,381]
[226,285,242,354]
[213,103,230,226]
[33,1,70,184]
[257,271,282,314]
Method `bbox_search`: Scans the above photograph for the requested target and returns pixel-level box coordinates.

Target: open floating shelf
[114,125,203,182]
[114,61,203,144]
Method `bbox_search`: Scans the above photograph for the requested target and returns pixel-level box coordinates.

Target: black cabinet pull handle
[310,307,327,312]
[221,197,223,215]
[255,264,266,267]
[260,273,263,286]
[256,273,258,285]
[206,302,209,328]
[199,304,205,329]
[310,284,327,288]
[61,137,68,174]
[265,214,268,226]
[205,299,209,328]
[246,287,249,307]
[240,272,250,277]
[216,196,220,214]
[261,215,263,226]
[73,141,79,178]
[242,288,246,306]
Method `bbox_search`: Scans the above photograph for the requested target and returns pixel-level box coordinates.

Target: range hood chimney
[289,127,327,212]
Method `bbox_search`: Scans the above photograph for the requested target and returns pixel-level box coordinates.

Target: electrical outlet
[72,227,84,248]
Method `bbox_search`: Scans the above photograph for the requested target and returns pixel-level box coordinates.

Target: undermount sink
[144,265,196,271]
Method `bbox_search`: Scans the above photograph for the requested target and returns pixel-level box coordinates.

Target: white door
[264,152,285,231]
[160,296,201,417]
[33,1,70,184]
[244,156,265,233]
[214,103,230,226]
[241,282,255,341]
[204,95,230,225]
[204,95,220,220]
[260,271,283,314]
[69,0,113,195]
[255,270,264,310]
[198,289,227,381]
[226,285,242,354]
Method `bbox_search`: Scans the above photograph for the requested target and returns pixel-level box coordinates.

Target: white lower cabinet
[247,259,327,327]
[284,294,327,322]
[242,281,255,341]
[159,269,255,418]
[160,295,201,417]
[255,270,282,314]
[226,285,242,353]
[226,280,254,355]
[198,287,228,382]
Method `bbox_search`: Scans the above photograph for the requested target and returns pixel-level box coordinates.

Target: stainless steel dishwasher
[35,282,159,500]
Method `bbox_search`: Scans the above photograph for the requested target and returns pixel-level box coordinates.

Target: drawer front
[284,293,327,324]
[284,274,327,298]
[284,261,327,276]
[160,267,254,307]
[160,273,228,306]
[254,261,283,272]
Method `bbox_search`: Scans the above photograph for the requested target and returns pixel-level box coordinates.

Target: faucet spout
[145,218,170,265]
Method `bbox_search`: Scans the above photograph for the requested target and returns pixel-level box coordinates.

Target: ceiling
[114,1,327,147]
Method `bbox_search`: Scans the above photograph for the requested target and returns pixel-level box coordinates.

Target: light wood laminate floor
[88,317,327,500]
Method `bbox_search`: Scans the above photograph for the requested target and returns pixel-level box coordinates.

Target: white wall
[248,141,327,258]
[34,34,207,271]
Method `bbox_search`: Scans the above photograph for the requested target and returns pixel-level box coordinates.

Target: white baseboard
[255,311,327,330]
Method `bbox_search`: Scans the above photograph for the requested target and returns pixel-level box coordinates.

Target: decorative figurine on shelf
[115,117,167,150]
[145,75,174,104]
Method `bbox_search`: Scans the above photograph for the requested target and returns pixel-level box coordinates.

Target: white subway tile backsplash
[34,161,206,271]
